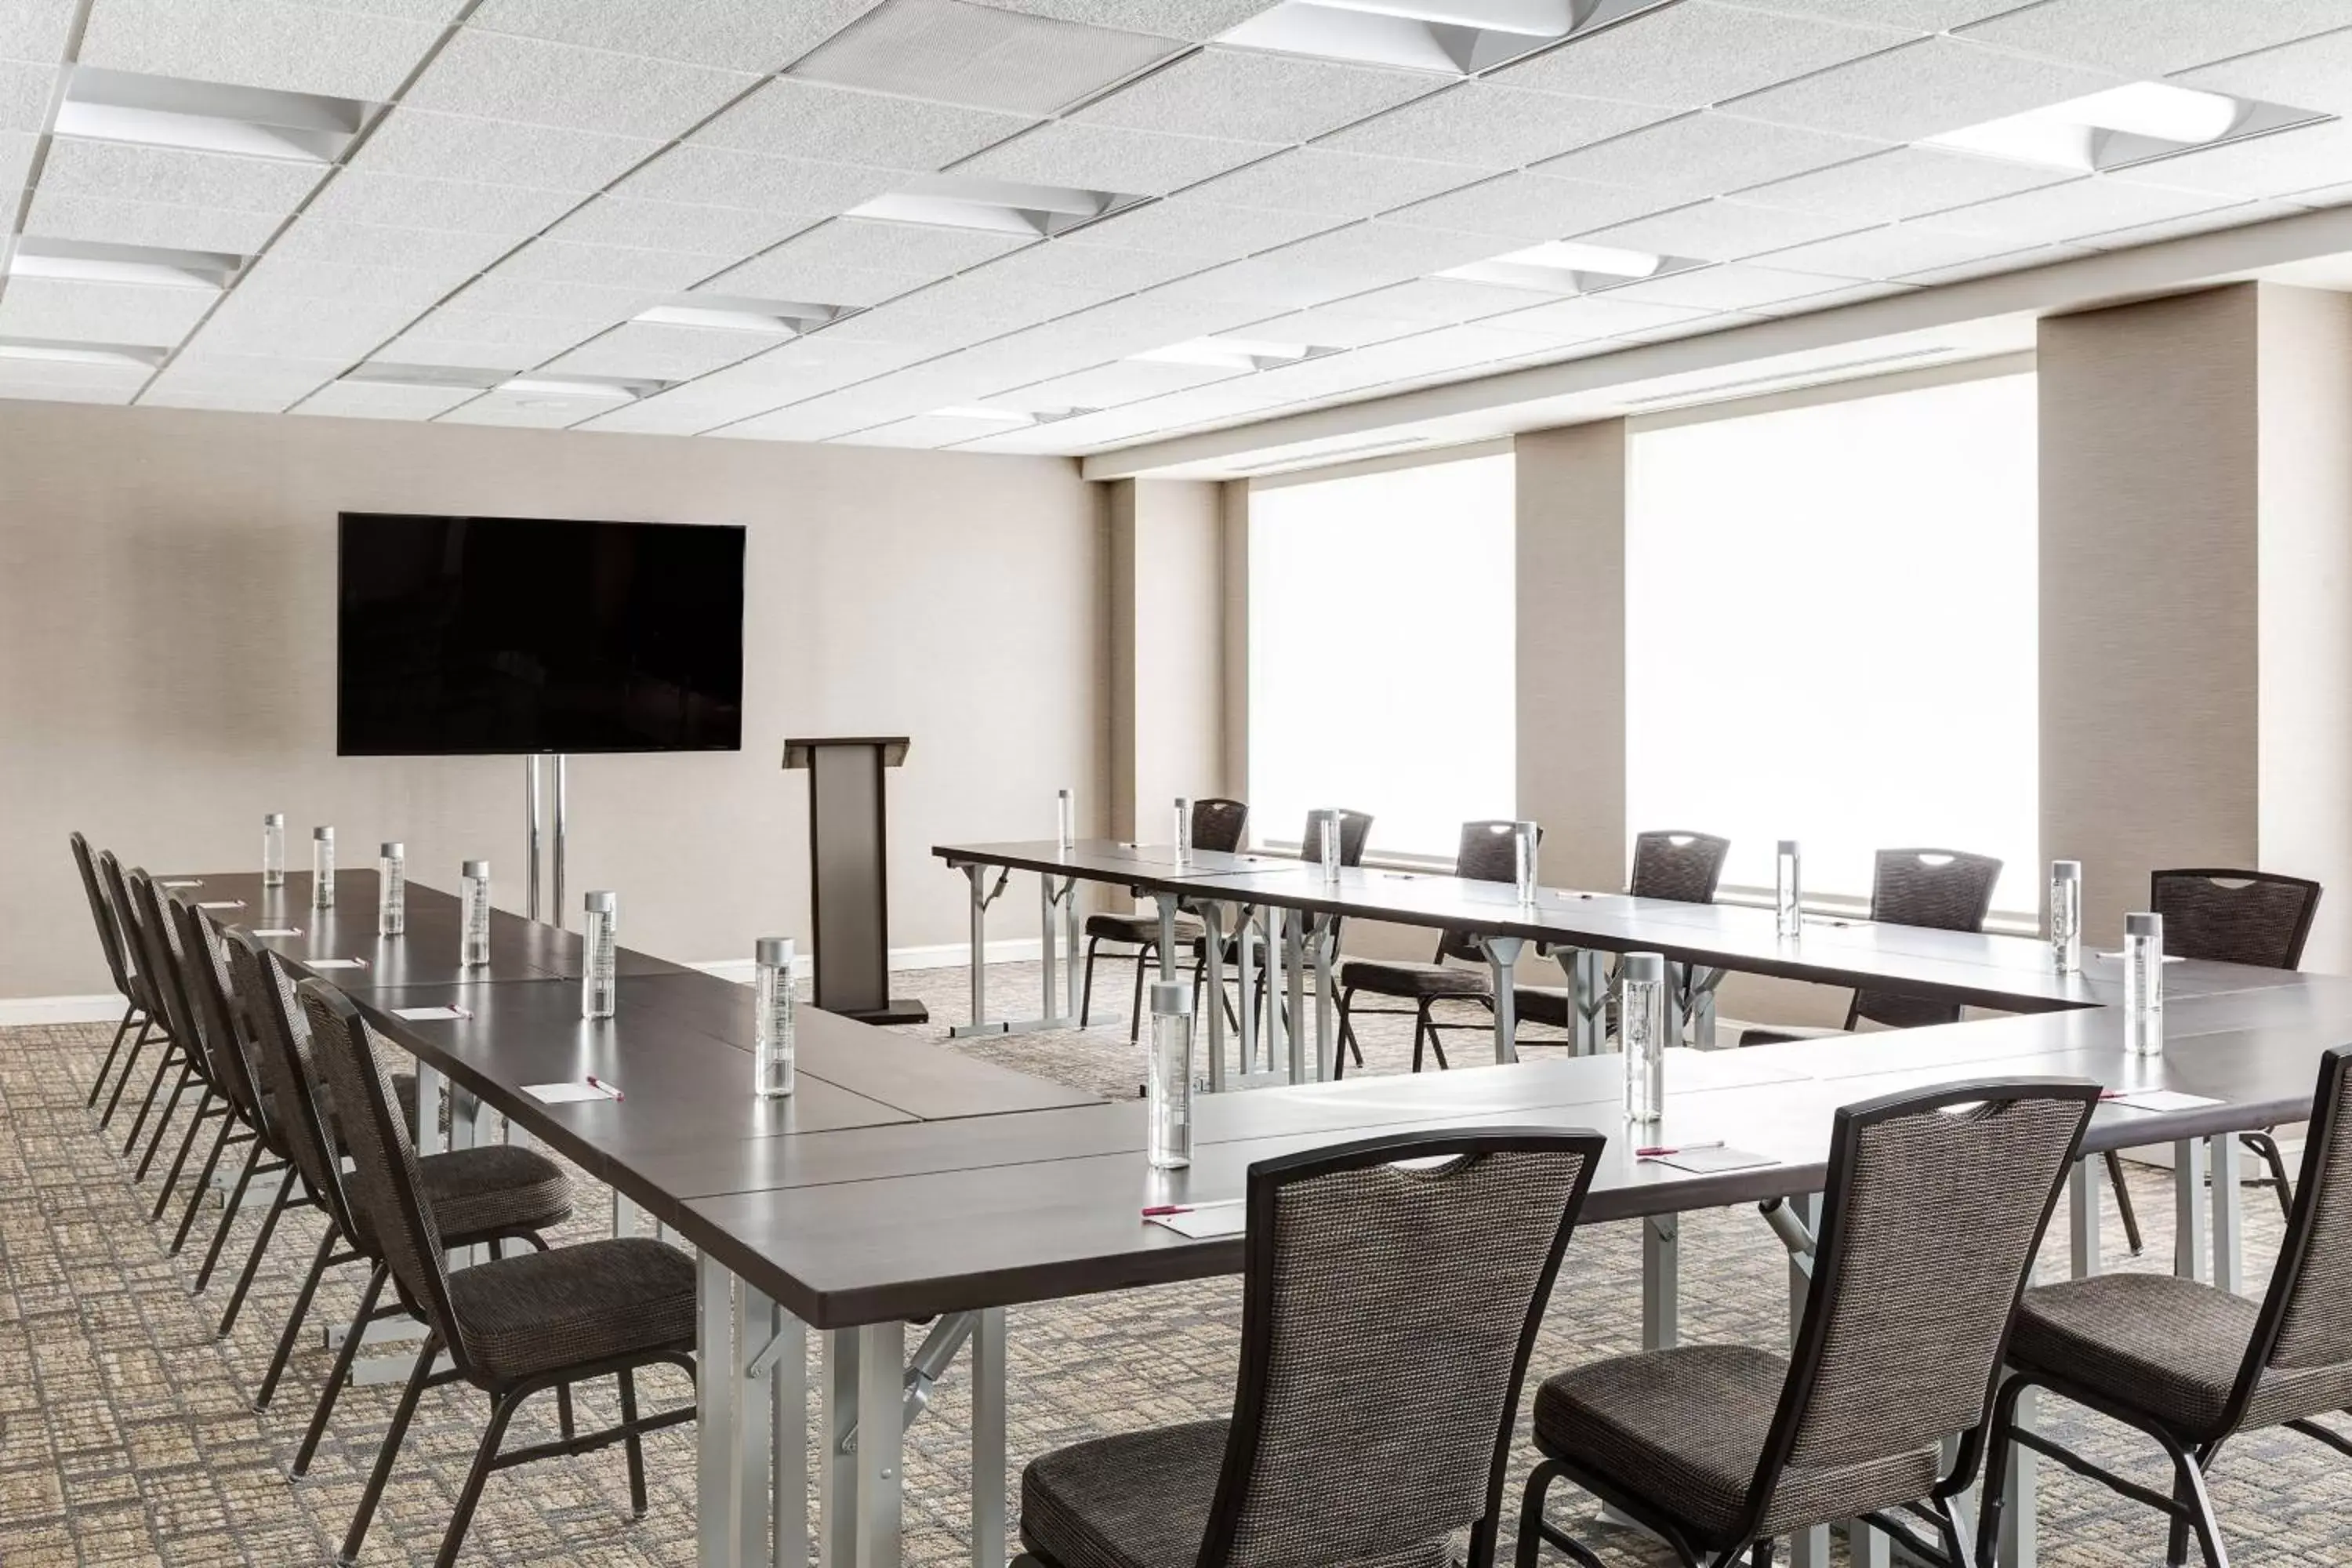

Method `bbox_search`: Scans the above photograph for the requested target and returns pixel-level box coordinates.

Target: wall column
[1105,477,1226,842]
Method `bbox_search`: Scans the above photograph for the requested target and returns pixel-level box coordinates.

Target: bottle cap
[2126,912,2163,939]
[380,841,404,858]
[756,936,795,967]
[2053,859,2082,881]
[1778,839,1799,855]
[463,859,489,878]
[265,812,285,826]
[314,826,334,840]
[586,890,618,914]
[1148,981,1192,1016]
[1622,951,1667,985]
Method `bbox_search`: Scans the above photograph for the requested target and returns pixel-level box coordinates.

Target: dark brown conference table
[180,860,2352,1568]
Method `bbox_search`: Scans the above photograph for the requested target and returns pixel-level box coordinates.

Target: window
[1626,370,2039,913]
[1249,453,1515,859]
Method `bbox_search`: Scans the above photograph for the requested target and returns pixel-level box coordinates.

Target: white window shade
[1626,372,2038,913]
[1250,455,1515,859]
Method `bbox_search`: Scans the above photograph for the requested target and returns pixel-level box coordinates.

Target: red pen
[586,1075,624,1102]
[1637,1140,1725,1160]
[1141,1203,1193,1217]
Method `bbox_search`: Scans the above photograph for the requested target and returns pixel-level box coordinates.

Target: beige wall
[1103,477,1226,841]
[0,400,1103,998]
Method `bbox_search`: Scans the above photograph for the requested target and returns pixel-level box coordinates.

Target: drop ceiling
[0,0,2347,454]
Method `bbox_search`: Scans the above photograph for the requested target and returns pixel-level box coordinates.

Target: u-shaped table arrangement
[178,844,2352,1568]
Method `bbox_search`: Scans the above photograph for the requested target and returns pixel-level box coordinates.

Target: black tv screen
[337,513,746,756]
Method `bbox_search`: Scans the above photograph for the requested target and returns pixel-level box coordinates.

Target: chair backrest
[221,927,363,1245]
[2151,868,2322,971]
[297,979,466,1361]
[98,850,158,1016]
[1438,821,1532,964]
[71,832,136,1002]
[1195,797,1249,855]
[172,901,270,1131]
[1741,1078,2096,1537]
[1198,1127,1602,1568]
[1296,809,1373,869]
[2229,1043,2352,1426]
[1628,830,1730,905]
[122,868,205,1054]
[1852,848,2005,1029]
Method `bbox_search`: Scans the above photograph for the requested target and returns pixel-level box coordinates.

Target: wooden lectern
[782,736,928,1025]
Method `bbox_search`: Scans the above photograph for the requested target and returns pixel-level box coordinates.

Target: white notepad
[308,957,368,971]
[1145,1200,1247,1238]
[391,1006,471,1022]
[159,879,202,888]
[523,1081,611,1105]
[2104,1089,2222,1112]
[196,900,245,911]
[1648,1145,1777,1174]
[251,927,301,938]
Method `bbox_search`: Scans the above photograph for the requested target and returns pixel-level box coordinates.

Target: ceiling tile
[1755,220,2054,278]
[1061,196,1350,258]
[1494,1,1908,110]
[852,413,1017,447]
[22,189,284,252]
[0,362,144,403]
[0,275,215,346]
[1230,301,1430,347]
[543,196,814,257]
[1573,198,1867,260]
[0,58,55,132]
[437,391,602,428]
[40,138,324,211]
[151,350,347,392]
[955,119,1279,192]
[267,216,518,272]
[1600,261,1873,309]
[996,357,1243,408]
[1481,292,1715,340]
[78,0,445,99]
[235,252,473,306]
[1317,83,1674,168]
[467,0,879,71]
[2077,198,2305,250]
[1149,252,1392,309]
[303,169,582,235]
[1915,175,2241,246]
[967,0,1273,42]
[696,78,1033,170]
[1733,144,2076,221]
[542,321,772,380]
[1382,171,1682,240]
[1072,45,1440,143]
[2176,24,2352,116]
[1537,110,1890,200]
[1722,35,2123,141]
[403,28,760,139]
[0,0,77,62]
[1957,0,2352,77]
[572,389,791,435]
[192,290,423,354]
[446,272,662,320]
[351,110,662,193]
[1263,220,1506,280]
[617,146,901,216]
[0,128,31,189]
[1896,241,2089,284]
[697,253,935,307]
[1323,275,1553,323]
[2108,118,2352,201]
[1184,146,1487,216]
[379,306,605,366]
[1753,278,1914,314]
[739,215,1035,278]
[486,238,737,291]
[1725,0,2034,27]
[961,238,1204,296]
[296,379,482,419]
[869,267,1105,327]
[791,0,1181,115]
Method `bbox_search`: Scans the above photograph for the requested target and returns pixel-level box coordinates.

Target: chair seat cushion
[1087,912,1205,946]
[1339,959,1490,1000]
[1021,1417,1447,1568]
[420,1143,575,1243]
[1514,985,1575,1029]
[1534,1345,1936,1541]
[2011,1272,2352,1439]
[446,1236,695,1384]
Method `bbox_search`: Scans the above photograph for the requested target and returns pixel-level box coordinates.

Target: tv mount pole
[524,754,570,928]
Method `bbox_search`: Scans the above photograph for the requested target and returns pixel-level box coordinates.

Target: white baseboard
[691,936,1044,985]
[0,993,125,1026]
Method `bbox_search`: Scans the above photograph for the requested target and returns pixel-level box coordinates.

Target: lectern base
[830,997,931,1026]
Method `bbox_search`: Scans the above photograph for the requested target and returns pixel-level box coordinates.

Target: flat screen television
[337,512,746,756]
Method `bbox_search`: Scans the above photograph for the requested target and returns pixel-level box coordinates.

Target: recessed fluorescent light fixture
[848,175,1147,238]
[1440,238,1700,294]
[633,296,852,335]
[0,337,165,368]
[1131,336,1343,372]
[9,236,245,289]
[496,375,668,401]
[931,405,1098,426]
[341,362,506,390]
[1928,82,2326,173]
[1218,0,1673,73]
[58,65,372,163]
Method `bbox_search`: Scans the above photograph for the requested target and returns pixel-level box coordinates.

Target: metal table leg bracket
[949,865,1016,1039]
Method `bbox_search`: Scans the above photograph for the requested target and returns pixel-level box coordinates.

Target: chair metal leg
[172,1118,241,1254]
[291,1262,389,1479]
[619,1367,648,1518]
[2105,1150,2145,1254]
[149,1089,216,1214]
[255,1221,335,1408]
[436,1385,523,1568]
[1976,1376,2028,1568]
[1426,1004,1450,1070]
[86,1006,136,1108]
[339,1332,438,1566]
[1748,1542,1775,1568]
[98,1018,153,1128]
[1079,938,1100,1028]
[2245,1131,2295,1221]
[2169,1441,2229,1568]
[123,1046,183,1162]
[1334,989,1359,1081]
[218,1164,296,1339]
[1411,1007,1427,1074]
[555,1381,575,1440]
[1515,1461,1608,1568]
[194,1145,267,1293]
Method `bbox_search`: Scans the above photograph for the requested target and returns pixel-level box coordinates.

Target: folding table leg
[697,1251,744,1568]
[2211,1134,2243,1294]
[822,1331,860,1568]
[1199,902,1229,1092]
[2067,1158,2101,1279]
[971,1307,1007,1568]
[735,1276,775,1561]
[2001,1387,2039,1567]
[1784,1193,1832,1568]
[1641,1215,1678,1351]
[1482,936,1523,1065]
[771,1309,808,1568]
[2173,1138,2211,1283]
[855,1319,906,1568]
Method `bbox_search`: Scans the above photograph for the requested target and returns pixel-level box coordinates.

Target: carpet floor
[0,957,2343,1566]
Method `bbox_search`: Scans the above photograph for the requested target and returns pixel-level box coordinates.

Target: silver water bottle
[1621,951,1668,1129]
[582,891,619,1019]
[1147,981,1194,1170]
[2123,911,2163,1058]
[753,937,797,1098]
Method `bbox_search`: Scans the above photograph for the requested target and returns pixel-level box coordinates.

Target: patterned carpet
[1,958,2346,1566]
